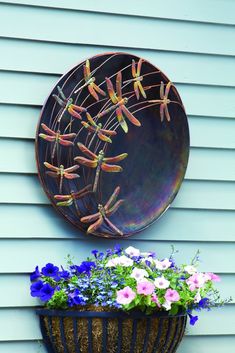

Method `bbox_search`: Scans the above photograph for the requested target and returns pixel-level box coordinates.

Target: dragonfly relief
[131,58,147,100]
[44,162,80,193]
[53,85,86,122]
[75,60,106,101]
[54,185,92,214]
[148,81,173,122]
[39,123,76,159]
[80,186,124,235]
[81,112,117,143]
[98,71,141,133]
[74,143,128,193]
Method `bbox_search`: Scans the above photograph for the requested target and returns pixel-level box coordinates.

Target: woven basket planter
[37,308,187,353]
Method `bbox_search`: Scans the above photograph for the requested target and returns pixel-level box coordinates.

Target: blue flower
[59,268,70,280]
[40,283,55,301]
[76,261,96,275]
[30,280,44,297]
[91,249,99,258]
[199,298,209,309]
[41,263,59,278]
[67,289,86,307]
[114,244,122,255]
[188,313,198,326]
[30,266,41,282]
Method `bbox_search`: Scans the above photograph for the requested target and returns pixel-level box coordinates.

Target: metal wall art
[36,52,189,238]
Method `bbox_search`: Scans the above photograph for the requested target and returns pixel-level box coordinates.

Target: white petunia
[162,300,172,311]
[154,258,172,270]
[130,268,149,282]
[125,246,140,257]
[184,265,197,275]
[154,276,170,289]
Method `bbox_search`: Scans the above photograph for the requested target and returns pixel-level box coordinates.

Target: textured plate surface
[36,52,189,238]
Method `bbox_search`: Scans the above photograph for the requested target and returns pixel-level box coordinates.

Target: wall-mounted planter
[37,308,187,353]
[35,52,189,238]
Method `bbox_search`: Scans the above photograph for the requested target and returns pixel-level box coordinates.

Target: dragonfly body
[74,143,127,193]
[75,60,106,101]
[44,162,80,193]
[80,186,124,235]
[54,185,92,214]
[82,112,116,143]
[131,59,147,100]
[53,86,86,122]
[148,81,173,122]
[39,123,76,159]
[100,72,141,133]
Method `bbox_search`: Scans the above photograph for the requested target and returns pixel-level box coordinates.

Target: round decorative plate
[36,52,189,238]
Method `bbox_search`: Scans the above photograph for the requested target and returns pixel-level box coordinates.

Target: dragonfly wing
[41,123,57,136]
[97,131,112,143]
[160,81,164,100]
[106,199,125,217]
[44,162,59,172]
[103,216,123,236]
[64,173,80,179]
[87,217,103,234]
[88,84,99,101]
[74,157,97,168]
[100,128,117,136]
[80,212,100,223]
[56,199,74,207]
[104,153,128,163]
[54,194,71,200]
[39,134,55,142]
[101,163,123,172]
[164,104,171,122]
[165,81,172,99]
[60,133,76,140]
[116,107,128,133]
[57,85,66,100]
[132,59,137,78]
[134,81,140,100]
[116,71,122,99]
[64,165,80,173]
[86,112,96,127]
[81,122,95,133]
[160,103,164,122]
[52,94,65,106]
[137,81,147,99]
[121,105,141,127]
[93,83,106,97]
[77,142,97,159]
[104,186,120,209]
[59,139,74,146]
[70,104,87,113]
[137,58,143,77]
[68,106,82,120]
[105,77,118,104]
[46,171,58,178]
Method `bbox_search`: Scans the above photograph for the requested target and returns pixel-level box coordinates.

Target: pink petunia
[137,281,155,295]
[186,273,206,291]
[154,276,170,289]
[164,289,180,302]
[152,294,161,307]
[116,286,136,305]
[155,258,172,270]
[207,272,221,282]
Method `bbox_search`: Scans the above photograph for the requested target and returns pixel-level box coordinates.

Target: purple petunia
[76,261,96,275]
[41,263,59,278]
[30,266,41,282]
[30,280,44,297]
[40,283,55,301]
[188,313,198,326]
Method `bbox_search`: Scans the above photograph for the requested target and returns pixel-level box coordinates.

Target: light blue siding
[0,1,234,352]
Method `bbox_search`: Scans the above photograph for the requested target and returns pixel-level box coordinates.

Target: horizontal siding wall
[0,1,234,352]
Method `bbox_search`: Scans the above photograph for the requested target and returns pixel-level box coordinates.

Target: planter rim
[36,308,186,319]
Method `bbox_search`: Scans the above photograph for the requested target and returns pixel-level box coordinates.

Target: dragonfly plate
[36,52,189,238]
